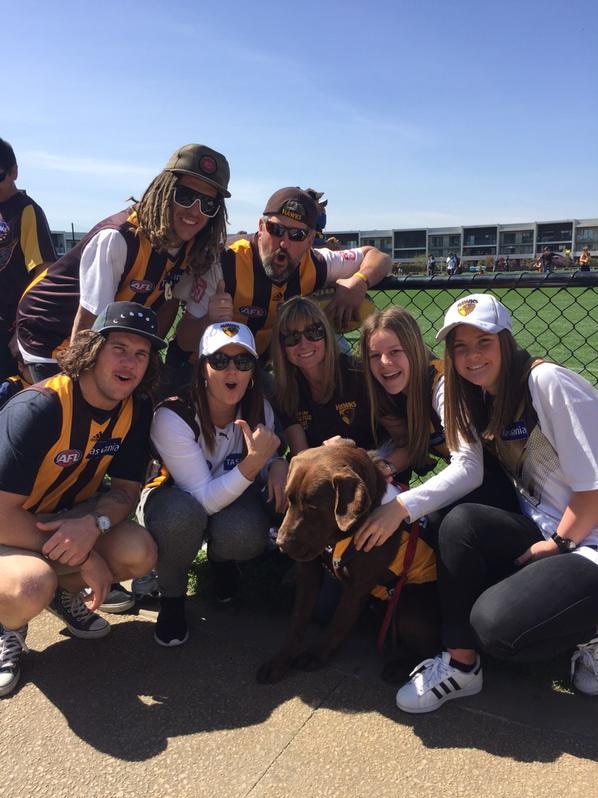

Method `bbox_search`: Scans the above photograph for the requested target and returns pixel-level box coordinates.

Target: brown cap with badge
[165,143,231,197]
[263,187,319,230]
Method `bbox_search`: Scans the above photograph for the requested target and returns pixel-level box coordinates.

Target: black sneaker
[155,596,189,647]
[210,560,240,604]
[0,624,29,697]
[99,583,135,614]
[48,589,110,639]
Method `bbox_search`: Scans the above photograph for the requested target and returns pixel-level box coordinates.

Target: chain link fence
[354,270,598,388]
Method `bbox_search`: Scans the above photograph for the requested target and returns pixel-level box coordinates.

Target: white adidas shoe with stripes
[396,651,483,713]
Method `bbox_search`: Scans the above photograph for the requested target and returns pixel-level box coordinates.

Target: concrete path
[2,595,597,798]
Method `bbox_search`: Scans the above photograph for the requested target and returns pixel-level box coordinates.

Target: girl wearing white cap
[396,293,598,713]
[138,321,287,646]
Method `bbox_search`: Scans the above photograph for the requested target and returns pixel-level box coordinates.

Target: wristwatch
[551,532,576,552]
[95,514,112,535]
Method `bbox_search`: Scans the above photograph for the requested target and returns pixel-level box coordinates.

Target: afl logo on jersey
[240,305,266,318]
[54,449,83,467]
[130,279,154,293]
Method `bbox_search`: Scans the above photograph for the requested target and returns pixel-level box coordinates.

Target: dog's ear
[332,467,372,532]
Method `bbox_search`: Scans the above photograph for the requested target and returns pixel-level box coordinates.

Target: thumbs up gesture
[235,419,280,481]
[208,279,234,322]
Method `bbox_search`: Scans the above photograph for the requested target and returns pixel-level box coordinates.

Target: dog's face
[277,445,386,561]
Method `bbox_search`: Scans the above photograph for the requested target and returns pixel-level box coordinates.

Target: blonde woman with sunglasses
[271,296,377,456]
[138,322,286,647]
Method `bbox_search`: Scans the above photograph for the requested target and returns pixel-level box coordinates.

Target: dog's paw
[256,658,290,684]
[291,649,328,672]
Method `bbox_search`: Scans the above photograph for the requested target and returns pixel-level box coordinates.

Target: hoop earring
[249,377,255,389]
[204,379,208,388]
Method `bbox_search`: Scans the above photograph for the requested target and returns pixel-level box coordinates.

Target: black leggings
[438,503,598,661]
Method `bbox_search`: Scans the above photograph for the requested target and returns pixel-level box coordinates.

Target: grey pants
[140,484,270,596]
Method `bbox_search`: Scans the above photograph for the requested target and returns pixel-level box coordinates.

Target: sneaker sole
[46,607,111,640]
[154,630,189,647]
[396,680,483,714]
[99,598,136,614]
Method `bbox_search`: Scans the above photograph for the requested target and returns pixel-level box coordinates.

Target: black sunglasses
[205,351,256,371]
[280,322,326,347]
[265,220,310,242]
[174,185,221,217]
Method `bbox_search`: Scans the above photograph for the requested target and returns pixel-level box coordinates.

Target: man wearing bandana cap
[172,186,391,360]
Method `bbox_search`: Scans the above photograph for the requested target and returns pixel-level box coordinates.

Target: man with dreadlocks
[15,143,230,383]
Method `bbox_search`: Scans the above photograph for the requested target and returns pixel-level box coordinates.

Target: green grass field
[351,284,598,387]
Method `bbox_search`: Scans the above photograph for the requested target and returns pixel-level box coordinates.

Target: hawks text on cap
[435,293,512,342]
[263,187,319,230]
[199,321,258,359]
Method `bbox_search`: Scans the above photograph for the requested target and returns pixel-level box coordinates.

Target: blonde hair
[135,171,228,277]
[271,296,341,419]
[359,306,434,469]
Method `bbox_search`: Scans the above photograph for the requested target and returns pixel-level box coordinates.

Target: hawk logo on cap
[199,156,217,175]
[221,323,240,337]
[457,299,478,317]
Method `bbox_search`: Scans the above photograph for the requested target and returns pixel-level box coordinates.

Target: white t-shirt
[513,362,598,548]
[78,229,181,315]
[174,244,367,314]
[150,399,276,516]
[397,375,484,522]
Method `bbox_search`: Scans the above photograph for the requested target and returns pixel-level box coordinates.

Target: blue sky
[4,0,597,235]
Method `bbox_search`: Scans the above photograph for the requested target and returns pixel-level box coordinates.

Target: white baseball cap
[435,294,512,342]
[199,321,258,358]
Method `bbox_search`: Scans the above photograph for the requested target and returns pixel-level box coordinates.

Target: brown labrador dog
[257,444,440,684]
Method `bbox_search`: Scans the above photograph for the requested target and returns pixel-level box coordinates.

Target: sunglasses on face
[205,352,256,371]
[280,322,326,348]
[265,220,310,242]
[173,185,221,217]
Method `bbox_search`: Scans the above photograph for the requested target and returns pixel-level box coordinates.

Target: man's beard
[261,249,298,284]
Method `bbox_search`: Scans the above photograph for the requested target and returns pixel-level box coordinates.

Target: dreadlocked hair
[443,328,534,450]
[135,171,229,277]
[190,356,265,455]
[57,330,161,397]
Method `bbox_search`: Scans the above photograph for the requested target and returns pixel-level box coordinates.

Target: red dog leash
[376,520,421,656]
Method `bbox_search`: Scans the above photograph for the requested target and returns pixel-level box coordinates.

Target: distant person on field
[579,246,591,272]
[0,138,56,381]
[427,255,436,276]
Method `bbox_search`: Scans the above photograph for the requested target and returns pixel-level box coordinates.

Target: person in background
[0,137,56,381]
[579,245,591,272]
[0,301,162,697]
[138,321,286,647]
[395,294,598,713]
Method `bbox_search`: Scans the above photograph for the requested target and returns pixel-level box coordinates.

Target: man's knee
[0,563,58,620]
[97,522,158,578]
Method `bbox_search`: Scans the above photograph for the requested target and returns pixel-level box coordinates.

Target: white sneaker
[0,625,29,697]
[396,651,483,713]
[571,637,598,695]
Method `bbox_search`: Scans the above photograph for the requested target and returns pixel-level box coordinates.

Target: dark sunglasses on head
[173,185,221,217]
[265,219,310,242]
[205,351,256,371]
[280,322,326,347]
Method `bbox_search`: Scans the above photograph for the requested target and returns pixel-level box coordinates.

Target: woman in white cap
[138,321,287,646]
[396,293,598,713]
